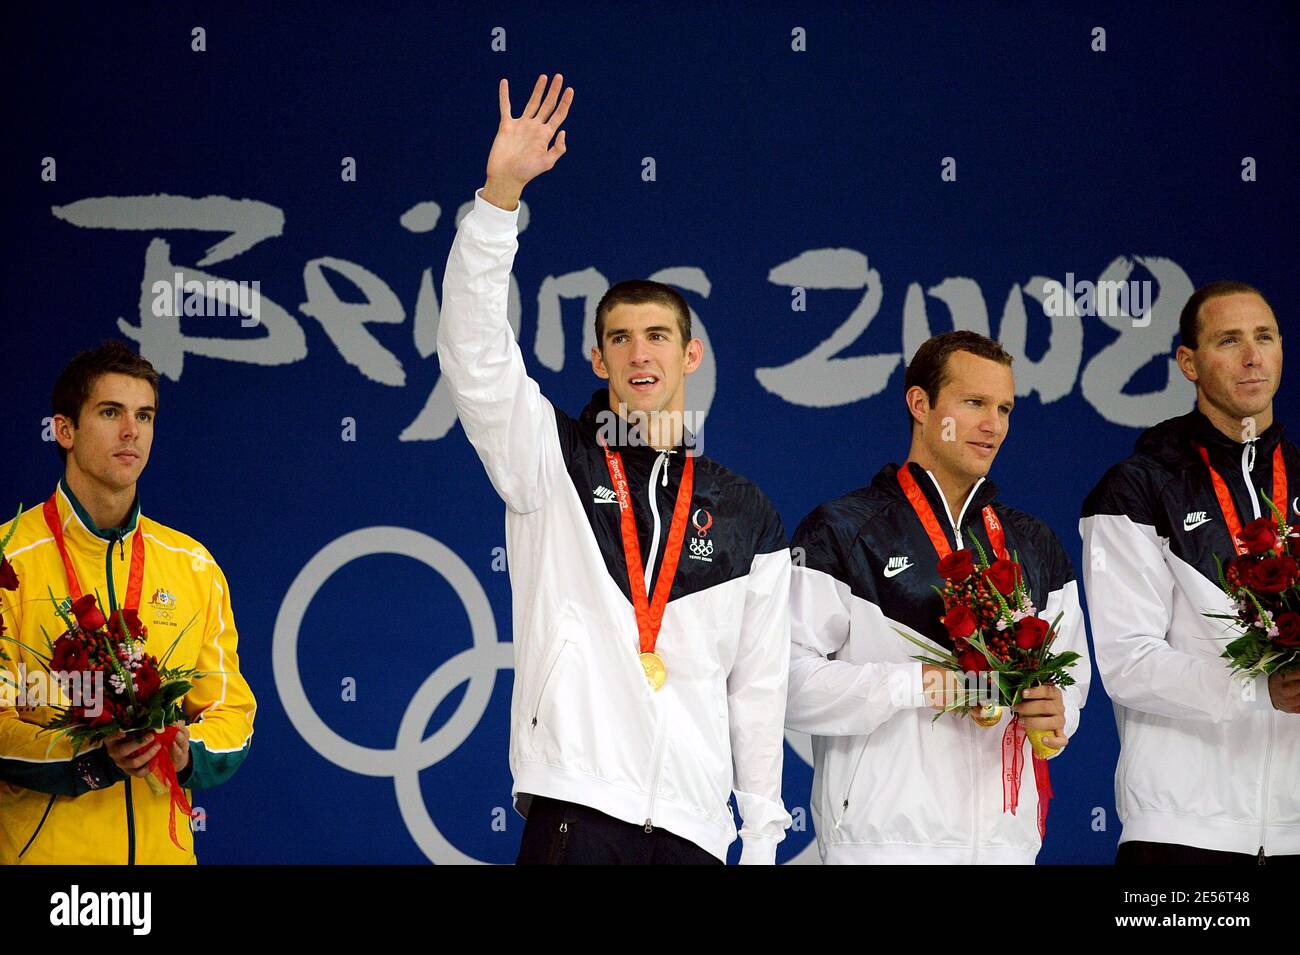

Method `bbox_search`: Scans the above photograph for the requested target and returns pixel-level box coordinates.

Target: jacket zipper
[1241,441,1261,520]
[1258,711,1274,863]
[925,466,990,862]
[1225,441,1269,863]
[923,470,985,549]
[105,530,137,865]
[640,452,675,833]
[1243,437,1267,862]
[125,782,136,865]
[643,451,670,594]
[643,714,669,833]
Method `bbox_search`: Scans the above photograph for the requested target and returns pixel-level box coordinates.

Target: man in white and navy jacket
[436,74,792,864]
[1081,281,1300,864]
[787,331,1090,864]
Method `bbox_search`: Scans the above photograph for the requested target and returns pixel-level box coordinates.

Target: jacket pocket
[18,793,58,860]
[529,636,573,733]
[832,737,871,831]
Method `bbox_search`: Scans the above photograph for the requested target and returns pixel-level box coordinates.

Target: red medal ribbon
[601,441,695,657]
[896,464,1007,560]
[1194,444,1288,556]
[42,493,145,613]
[897,465,1052,834]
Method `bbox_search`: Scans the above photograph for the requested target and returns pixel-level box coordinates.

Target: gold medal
[1027,727,1063,759]
[600,439,693,699]
[970,704,1002,727]
[639,651,667,691]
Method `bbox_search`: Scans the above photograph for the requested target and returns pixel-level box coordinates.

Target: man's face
[591,302,703,417]
[1177,293,1282,431]
[911,351,1015,483]
[55,372,155,494]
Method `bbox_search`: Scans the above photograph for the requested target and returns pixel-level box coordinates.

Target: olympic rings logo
[272,526,819,864]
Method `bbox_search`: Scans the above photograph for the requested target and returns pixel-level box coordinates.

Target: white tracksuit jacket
[436,190,793,863]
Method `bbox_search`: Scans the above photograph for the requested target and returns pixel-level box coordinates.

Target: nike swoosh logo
[883,562,914,578]
[1184,517,1211,532]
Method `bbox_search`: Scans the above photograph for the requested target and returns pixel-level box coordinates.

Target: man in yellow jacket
[0,341,256,864]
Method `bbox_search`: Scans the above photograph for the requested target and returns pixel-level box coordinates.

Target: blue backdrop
[4,1,1297,863]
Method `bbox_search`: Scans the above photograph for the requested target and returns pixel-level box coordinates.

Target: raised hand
[481,73,574,211]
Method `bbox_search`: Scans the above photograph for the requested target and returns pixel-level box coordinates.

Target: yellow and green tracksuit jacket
[0,480,256,864]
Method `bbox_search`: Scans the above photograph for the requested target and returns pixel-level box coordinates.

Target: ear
[52,413,76,453]
[683,337,704,376]
[904,385,930,429]
[1174,345,1198,384]
[591,346,610,380]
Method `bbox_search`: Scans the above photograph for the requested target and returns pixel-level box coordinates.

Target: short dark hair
[1179,280,1272,349]
[52,341,160,463]
[903,330,1013,430]
[595,280,691,351]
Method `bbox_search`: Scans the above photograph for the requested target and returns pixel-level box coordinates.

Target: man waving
[437,75,792,864]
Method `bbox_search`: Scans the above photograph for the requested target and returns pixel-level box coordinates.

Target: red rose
[0,556,18,590]
[984,559,1022,596]
[135,658,162,702]
[1239,517,1280,556]
[1014,616,1050,651]
[1275,612,1300,649]
[957,647,990,674]
[107,608,145,640]
[50,634,91,675]
[942,604,977,641]
[70,594,106,632]
[1225,554,1253,590]
[1245,556,1298,594]
[937,549,976,581]
[75,697,118,729]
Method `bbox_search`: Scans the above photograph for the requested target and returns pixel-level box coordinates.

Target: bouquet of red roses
[0,580,201,849]
[896,534,1079,759]
[41,593,197,741]
[1207,494,1300,678]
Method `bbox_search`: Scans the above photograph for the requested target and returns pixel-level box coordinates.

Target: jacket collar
[1136,407,1284,471]
[577,388,698,462]
[1188,406,1283,457]
[875,461,1001,536]
[56,478,141,546]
